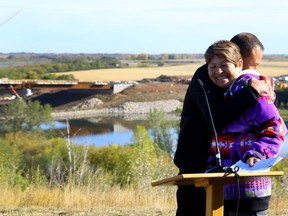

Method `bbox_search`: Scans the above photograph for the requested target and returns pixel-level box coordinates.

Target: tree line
[0,58,121,80]
[0,53,202,80]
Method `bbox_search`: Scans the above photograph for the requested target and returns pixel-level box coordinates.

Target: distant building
[126,62,138,67]
[276,74,288,88]
[279,75,288,82]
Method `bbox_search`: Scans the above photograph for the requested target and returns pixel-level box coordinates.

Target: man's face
[242,46,263,70]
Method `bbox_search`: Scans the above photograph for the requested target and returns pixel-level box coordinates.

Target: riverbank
[51,82,187,119]
[52,99,182,120]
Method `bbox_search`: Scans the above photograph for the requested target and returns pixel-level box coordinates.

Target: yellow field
[56,60,288,82]
[57,64,203,82]
[259,60,288,76]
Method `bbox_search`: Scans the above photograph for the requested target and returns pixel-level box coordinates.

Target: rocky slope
[51,82,187,119]
[52,99,182,119]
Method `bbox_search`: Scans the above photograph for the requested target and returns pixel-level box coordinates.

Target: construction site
[0,79,137,107]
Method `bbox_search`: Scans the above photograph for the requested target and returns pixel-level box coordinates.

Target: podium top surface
[151,171,284,186]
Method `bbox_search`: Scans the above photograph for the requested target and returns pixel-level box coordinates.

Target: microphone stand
[197,79,233,173]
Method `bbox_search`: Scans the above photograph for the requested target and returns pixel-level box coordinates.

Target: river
[52,115,288,157]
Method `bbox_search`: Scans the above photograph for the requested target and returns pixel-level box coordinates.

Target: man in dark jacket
[174,33,267,216]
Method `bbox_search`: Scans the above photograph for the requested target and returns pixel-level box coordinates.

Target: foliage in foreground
[0,103,177,190]
[0,125,177,191]
[0,105,179,214]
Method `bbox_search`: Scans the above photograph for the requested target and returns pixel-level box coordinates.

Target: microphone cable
[197,79,222,167]
[224,166,240,216]
[197,79,241,215]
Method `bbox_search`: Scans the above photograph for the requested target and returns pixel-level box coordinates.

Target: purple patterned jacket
[208,69,287,200]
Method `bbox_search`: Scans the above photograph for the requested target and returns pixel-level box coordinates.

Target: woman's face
[208,56,242,89]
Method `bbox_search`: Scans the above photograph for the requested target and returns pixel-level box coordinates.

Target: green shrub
[148,109,176,155]
[88,126,177,188]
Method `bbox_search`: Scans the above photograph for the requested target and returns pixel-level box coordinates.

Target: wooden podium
[152,171,284,216]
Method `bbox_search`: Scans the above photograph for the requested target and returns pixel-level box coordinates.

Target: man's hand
[249,78,275,100]
[246,157,261,167]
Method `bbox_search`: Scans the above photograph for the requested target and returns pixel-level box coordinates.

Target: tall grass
[0,155,287,215]
[1,177,288,215]
[270,191,288,215]
[0,183,176,215]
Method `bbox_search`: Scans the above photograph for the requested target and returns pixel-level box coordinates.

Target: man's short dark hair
[230,32,264,58]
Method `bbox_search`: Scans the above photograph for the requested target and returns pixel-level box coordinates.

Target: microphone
[197,79,233,173]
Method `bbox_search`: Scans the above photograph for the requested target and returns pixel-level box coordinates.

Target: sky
[1,0,288,54]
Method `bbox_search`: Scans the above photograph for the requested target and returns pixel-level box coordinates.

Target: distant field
[56,60,288,82]
[259,60,288,76]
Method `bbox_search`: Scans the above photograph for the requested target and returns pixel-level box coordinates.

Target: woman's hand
[246,157,261,167]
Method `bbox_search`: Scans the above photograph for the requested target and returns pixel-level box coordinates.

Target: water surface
[52,116,288,157]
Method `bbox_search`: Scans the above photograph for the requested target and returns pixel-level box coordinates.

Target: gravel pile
[107,100,181,114]
[52,99,182,120]
[72,98,103,110]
